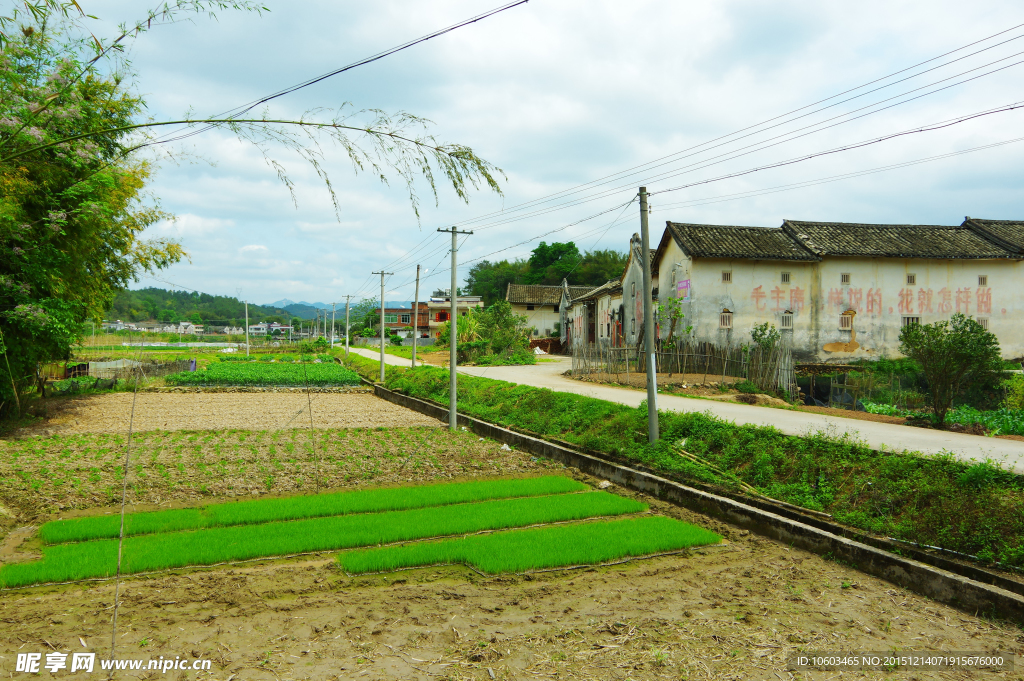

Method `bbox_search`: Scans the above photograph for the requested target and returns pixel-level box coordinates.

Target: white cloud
[239,244,269,253]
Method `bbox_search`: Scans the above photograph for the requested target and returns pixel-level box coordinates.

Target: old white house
[506,284,587,337]
[653,218,1024,362]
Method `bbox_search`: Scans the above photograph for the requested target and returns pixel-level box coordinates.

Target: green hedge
[346,355,1024,568]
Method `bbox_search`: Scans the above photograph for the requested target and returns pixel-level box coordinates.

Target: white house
[653,217,1024,362]
[506,283,588,338]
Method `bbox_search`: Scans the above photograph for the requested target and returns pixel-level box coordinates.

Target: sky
[81,0,1024,307]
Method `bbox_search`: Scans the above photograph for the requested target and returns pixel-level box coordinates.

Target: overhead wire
[434,22,1024,231]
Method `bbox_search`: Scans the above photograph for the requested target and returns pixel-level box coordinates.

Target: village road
[348,348,1024,472]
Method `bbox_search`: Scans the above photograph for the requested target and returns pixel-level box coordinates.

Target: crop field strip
[339,516,722,574]
[0,490,645,587]
[40,476,589,543]
[164,361,360,386]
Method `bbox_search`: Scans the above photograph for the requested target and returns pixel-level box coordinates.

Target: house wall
[595,293,625,347]
[656,240,1024,360]
[510,303,561,337]
[620,237,648,347]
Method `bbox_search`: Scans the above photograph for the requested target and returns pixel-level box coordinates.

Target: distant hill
[108,288,295,325]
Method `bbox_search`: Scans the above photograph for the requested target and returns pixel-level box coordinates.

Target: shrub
[733,380,759,394]
[1004,374,1024,411]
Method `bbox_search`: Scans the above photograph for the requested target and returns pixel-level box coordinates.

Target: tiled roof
[782,220,1017,259]
[666,222,819,261]
[506,284,593,305]
[574,279,622,302]
[964,218,1024,254]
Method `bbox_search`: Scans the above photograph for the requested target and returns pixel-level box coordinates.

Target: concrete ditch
[368,380,1024,623]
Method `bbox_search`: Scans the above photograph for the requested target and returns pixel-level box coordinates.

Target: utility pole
[639,187,658,442]
[344,295,352,358]
[331,303,336,349]
[372,271,393,382]
[244,301,250,357]
[437,227,473,431]
[411,265,421,368]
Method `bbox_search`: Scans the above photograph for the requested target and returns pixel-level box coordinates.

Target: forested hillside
[106,288,294,325]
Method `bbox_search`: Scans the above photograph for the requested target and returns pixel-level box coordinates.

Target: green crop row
[339,516,721,574]
[164,362,360,386]
[40,476,588,543]
[0,491,644,587]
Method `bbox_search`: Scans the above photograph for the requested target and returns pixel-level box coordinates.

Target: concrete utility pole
[437,227,473,431]
[639,187,659,442]
[344,295,352,358]
[331,303,336,349]
[244,301,250,357]
[411,264,421,368]
[372,271,393,382]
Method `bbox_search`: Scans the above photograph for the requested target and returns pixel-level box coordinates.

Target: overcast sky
[86,0,1024,306]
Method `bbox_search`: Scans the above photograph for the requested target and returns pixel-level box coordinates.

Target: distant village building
[652,218,1024,362]
[506,284,589,337]
[372,302,430,337]
[427,295,484,337]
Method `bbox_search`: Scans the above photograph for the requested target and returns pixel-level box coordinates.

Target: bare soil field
[0,480,1020,680]
[13,391,437,436]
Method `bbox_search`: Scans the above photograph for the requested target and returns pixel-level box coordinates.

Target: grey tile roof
[574,279,622,302]
[666,222,819,261]
[782,220,1017,259]
[506,284,593,305]
[964,218,1024,254]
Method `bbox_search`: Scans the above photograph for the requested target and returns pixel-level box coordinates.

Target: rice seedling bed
[0,491,643,587]
[164,362,360,386]
[339,516,722,574]
[40,476,588,543]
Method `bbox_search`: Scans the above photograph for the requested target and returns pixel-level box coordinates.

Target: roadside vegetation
[163,359,360,387]
[346,354,1024,569]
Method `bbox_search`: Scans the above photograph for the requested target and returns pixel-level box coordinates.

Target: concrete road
[348,348,1024,471]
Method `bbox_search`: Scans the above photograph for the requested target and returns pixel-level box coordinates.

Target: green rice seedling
[39,476,591,543]
[2,490,642,587]
[338,516,721,574]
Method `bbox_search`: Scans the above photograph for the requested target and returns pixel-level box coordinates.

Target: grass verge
[344,354,1024,568]
[1,491,644,587]
[339,515,721,574]
[40,476,588,543]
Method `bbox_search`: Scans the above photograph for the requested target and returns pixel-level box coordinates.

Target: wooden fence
[571,339,796,395]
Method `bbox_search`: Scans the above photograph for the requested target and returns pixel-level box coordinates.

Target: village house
[426,295,484,338]
[652,217,1024,362]
[506,283,590,337]
[372,302,430,337]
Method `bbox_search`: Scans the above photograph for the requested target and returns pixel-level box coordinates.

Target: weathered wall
[620,236,647,347]
[596,292,624,348]
[656,242,1024,360]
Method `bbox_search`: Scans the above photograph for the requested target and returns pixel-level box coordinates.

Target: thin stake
[300,358,321,493]
[108,333,145,676]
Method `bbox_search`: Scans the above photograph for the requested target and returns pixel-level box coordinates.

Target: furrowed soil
[13,391,436,436]
[0,479,1020,680]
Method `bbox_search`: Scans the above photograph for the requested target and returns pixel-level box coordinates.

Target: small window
[902,316,920,328]
[400,314,411,324]
[780,312,793,329]
[631,282,636,298]
[384,314,398,324]
[631,318,636,334]
[721,271,732,283]
[840,273,851,285]
[839,314,853,330]
[719,311,733,329]
[607,322,610,337]
[978,317,989,330]
[906,273,916,286]
[979,275,988,287]
[526,304,535,311]
[780,272,791,284]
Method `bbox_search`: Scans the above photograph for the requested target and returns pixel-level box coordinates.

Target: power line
[147,0,530,147]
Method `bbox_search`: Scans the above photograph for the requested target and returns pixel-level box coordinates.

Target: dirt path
[0,481,1019,680]
[11,391,438,436]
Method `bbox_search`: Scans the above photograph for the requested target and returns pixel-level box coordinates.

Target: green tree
[572,249,628,286]
[476,300,529,355]
[524,242,581,285]
[898,313,1003,425]
[189,312,203,325]
[465,258,529,306]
